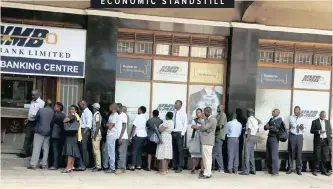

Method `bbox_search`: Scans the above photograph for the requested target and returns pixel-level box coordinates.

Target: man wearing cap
[240,108,259,175]
[91,103,103,172]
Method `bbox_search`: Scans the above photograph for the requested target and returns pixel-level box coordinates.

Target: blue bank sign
[0,23,86,78]
[257,67,293,88]
[116,57,152,80]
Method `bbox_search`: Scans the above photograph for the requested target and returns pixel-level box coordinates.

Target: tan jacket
[200,115,217,146]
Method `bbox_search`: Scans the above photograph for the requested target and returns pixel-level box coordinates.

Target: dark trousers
[172,132,184,169]
[20,121,36,156]
[313,138,330,173]
[78,128,91,168]
[213,138,224,170]
[288,134,303,171]
[51,138,61,168]
[266,136,279,174]
[102,140,109,169]
[131,136,145,167]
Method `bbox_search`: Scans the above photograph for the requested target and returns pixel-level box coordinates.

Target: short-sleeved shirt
[28,98,45,121]
[192,119,202,127]
[133,114,147,137]
[107,113,119,137]
[117,112,128,139]
[246,116,259,136]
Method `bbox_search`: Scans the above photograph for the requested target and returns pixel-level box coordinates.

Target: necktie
[174,112,177,129]
[296,117,299,134]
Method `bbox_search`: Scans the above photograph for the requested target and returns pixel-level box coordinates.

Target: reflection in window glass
[208,47,224,59]
[191,46,207,58]
[295,54,312,65]
[275,52,294,64]
[258,51,274,62]
[172,45,189,57]
[156,44,170,55]
[1,79,33,108]
[314,55,332,66]
[135,42,153,54]
[117,41,134,53]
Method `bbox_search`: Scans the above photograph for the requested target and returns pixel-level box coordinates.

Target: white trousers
[202,144,213,177]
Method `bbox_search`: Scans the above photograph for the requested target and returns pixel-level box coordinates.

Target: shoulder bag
[278,121,288,142]
[64,117,80,132]
[189,119,201,154]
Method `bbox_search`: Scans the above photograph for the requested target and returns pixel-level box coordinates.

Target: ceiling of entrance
[2,0,333,30]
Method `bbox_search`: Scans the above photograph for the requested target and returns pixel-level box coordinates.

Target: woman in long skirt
[62,105,82,173]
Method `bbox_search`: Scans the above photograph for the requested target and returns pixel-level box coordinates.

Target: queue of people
[16,89,332,178]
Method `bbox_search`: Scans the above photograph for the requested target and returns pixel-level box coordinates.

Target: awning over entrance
[2,0,332,30]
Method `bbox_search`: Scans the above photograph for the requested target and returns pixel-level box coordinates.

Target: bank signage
[294,69,331,90]
[0,23,86,78]
[190,62,224,84]
[153,60,188,82]
[116,57,152,80]
[292,90,330,151]
[257,67,292,88]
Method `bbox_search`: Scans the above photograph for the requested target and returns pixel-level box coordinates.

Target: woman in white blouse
[129,106,147,171]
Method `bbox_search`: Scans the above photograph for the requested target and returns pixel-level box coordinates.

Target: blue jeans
[107,136,117,170]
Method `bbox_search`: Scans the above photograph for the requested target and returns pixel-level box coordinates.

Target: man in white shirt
[287,106,305,175]
[105,103,119,173]
[129,106,147,170]
[115,103,128,174]
[78,100,93,169]
[240,108,259,175]
[17,89,45,158]
[172,100,187,173]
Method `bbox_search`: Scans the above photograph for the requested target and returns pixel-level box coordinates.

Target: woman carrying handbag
[189,108,204,175]
[62,105,82,173]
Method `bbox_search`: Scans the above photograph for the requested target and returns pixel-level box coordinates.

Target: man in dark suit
[311,111,332,176]
[49,102,65,170]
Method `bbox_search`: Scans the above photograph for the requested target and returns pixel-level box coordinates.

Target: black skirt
[145,140,157,155]
[62,133,81,158]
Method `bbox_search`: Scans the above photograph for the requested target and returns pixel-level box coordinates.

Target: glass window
[191,46,207,58]
[156,44,170,55]
[258,51,274,62]
[135,42,153,54]
[295,54,312,65]
[172,45,189,57]
[275,52,294,64]
[117,40,134,53]
[314,55,332,66]
[1,78,33,108]
[208,47,224,59]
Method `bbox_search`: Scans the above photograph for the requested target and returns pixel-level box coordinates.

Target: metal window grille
[60,78,82,114]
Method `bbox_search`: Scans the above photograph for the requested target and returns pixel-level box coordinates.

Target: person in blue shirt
[226,113,243,174]
[77,100,93,170]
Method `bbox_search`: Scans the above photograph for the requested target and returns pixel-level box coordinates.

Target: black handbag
[64,120,80,131]
[278,121,288,142]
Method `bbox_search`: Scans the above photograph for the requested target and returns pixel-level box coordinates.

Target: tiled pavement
[0,154,332,189]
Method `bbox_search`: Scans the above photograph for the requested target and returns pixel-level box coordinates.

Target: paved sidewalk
[0,154,332,189]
